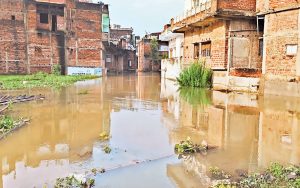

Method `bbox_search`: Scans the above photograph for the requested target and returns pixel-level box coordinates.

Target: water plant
[211,163,300,188]
[177,61,213,88]
[99,131,110,141]
[54,174,95,188]
[103,145,112,154]
[0,73,99,90]
[174,137,208,154]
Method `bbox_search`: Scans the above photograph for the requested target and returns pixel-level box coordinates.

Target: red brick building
[257,0,300,96]
[137,33,169,72]
[104,24,137,73]
[167,0,261,92]
[0,0,109,75]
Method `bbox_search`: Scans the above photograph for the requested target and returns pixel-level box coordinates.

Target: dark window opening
[194,43,199,59]
[259,39,264,56]
[52,15,57,31]
[11,15,15,20]
[258,17,265,32]
[201,41,211,57]
[40,13,48,24]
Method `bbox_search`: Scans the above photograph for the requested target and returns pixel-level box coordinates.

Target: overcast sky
[95,0,183,36]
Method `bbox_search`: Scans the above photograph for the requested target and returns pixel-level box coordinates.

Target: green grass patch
[0,72,99,90]
[177,61,213,88]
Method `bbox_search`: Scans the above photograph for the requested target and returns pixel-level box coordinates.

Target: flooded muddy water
[0,73,299,188]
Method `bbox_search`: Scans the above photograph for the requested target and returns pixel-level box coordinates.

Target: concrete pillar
[296,9,300,76]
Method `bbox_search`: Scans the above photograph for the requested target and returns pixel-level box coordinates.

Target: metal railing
[173,0,212,24]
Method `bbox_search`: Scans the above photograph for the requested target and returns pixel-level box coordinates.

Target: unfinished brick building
[257,0,300,96]
[0,0,109,75]
[104,24,137,73]
[137,33,169,72]
[169,0,262,92]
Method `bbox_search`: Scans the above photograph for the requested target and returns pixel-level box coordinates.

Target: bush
[177,61,213,88]
[52,64,62,75]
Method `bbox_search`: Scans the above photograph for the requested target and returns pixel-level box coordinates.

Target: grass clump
[99,131,110,141]
[174,137,208,155]
[177,61,213,88]
[103,145,112,154]
[0,72,99,90]
[211,163,300,188]
[0,116,15,134]
[55,174,95,188]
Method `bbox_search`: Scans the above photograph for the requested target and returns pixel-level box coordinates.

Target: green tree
[150,38,160,64]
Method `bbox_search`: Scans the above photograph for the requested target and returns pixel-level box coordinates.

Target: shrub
[177,61,213,88]
[52,64,62,75]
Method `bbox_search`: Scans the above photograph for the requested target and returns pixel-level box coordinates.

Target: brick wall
[183,20,228,69]
[218,0,256,12]
[0,0,106,75]
[0,0,27,74]
[264,9,299,77]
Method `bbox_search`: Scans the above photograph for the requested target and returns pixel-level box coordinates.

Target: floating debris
[78,90,89,95]
[99,131,110,141]
[103,145,112,154]
[54,174,95,188]
[175,137,213,154]
[0,94,45,106]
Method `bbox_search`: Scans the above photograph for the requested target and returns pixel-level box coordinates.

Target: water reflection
[0,74,299,188]
[161,79,300,187]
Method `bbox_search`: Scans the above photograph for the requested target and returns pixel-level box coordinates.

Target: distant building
[159,24,184,80]
[137,33,169,72]
[103,24,137,73]
[0,0,109,75]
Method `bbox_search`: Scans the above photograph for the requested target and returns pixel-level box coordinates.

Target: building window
[52,15,57,31]
[257,17,265,32]
[286,44,298,56]
[201,41,211,57]
[11,15,15,20]
[259,39,264,56]
[40,13,48,24]
[194,43,199,59]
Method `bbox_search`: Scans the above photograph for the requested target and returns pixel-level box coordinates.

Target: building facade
[0,0,109,75]
[163,0,262,92]
[104,24,137,73]
[257,0,300,96]
[159,24,184,80]
[137,33,169,72]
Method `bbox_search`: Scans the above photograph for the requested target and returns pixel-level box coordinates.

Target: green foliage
[52,64,62,75]
[174,137,207,154]
[0,73,99,90]
[0,116,15,133]
[55,175,95,188]
[150,38,160,63]
[179,87,211,107]
[211,163,300,188]
[177,61,213,88]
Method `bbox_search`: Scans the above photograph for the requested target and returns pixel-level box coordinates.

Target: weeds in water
[177,61,213,88]
[99,131,110,141]
[55,174,95,188]
[211,163,300,188]
[103,145,112,154]
[209,167,231,180]
[0,72,99,90]
[174,137,208,154]
[0,116,15,133]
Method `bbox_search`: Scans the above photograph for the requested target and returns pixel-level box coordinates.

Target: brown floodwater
[0,73,299,188]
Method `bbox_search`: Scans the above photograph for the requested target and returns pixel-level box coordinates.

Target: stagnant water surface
[0,73,299,188]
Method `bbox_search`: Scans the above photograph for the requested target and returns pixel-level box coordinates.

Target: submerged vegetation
[55,174,95,188]
[211,163,300,188]
[0,72,99,90]
[177,61,213,88]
